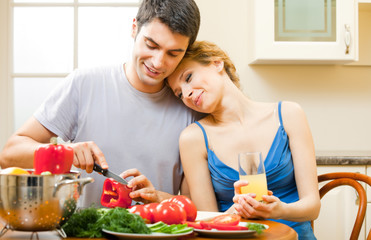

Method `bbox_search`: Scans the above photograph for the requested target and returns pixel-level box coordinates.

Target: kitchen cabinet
[247,0,358,64]
[315,166,367,240]
[347,2,371,66]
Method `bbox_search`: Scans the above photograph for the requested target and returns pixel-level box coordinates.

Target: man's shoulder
[74,63,122,77]
[67,63,124,88]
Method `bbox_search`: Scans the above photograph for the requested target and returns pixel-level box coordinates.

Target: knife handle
[93,163,108,175]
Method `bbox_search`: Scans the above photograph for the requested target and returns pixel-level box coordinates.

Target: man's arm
[0,117,55,168]
[0,116,109,173]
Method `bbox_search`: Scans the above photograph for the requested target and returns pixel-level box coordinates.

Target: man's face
[130,18,190,92]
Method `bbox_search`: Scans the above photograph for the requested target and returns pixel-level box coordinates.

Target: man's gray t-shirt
[34,63,197,207]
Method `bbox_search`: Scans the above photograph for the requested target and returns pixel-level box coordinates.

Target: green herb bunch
[99,207,151,234]
[62,207,150,238]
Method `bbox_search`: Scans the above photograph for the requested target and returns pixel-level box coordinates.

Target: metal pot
[0,170,93,238]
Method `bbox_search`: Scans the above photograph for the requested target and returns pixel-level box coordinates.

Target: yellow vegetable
[0,167,30,175]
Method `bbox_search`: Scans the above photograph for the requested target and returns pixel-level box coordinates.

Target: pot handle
[53,177,94,197]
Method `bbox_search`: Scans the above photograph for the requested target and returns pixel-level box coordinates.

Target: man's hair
[183,41,240,88]
[136,0,200,46]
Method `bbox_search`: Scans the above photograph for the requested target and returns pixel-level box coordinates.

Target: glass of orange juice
[238,152,268,201]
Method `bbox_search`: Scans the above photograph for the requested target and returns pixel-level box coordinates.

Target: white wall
[1,0,370,152]
[195,0,371,152]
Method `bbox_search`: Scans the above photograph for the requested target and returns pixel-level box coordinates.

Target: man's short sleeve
[34,71,79,141]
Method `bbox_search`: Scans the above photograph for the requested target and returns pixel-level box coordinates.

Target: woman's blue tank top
[194,101,316,240]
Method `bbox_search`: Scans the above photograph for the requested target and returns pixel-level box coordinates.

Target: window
[1,0,139,145]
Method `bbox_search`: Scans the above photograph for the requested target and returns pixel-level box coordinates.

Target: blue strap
[195,121,209,149]
[278,101,283,127]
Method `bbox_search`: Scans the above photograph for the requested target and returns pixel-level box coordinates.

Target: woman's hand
[232,180,283,219]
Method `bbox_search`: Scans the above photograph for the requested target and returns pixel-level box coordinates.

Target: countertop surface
[316,151,371,165]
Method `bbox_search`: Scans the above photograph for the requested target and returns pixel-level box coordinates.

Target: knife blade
[93,163,129,185]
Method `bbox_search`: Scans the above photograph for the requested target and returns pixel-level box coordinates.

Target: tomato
[164,195,197,221]
[153,202,187,225]
[200,221,248,231]
[129,205,151,223]
[211,214,241,226]
[143,203,159,223]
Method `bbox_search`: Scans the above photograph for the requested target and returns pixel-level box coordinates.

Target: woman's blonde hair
[182,41,240,88]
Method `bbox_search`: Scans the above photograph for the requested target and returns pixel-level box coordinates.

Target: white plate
[194,222,269,238]
[102,228,193,239]
[196,210,225,221]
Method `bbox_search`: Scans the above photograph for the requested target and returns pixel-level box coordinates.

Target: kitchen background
[0,0,370,239]
[1,0,370,153]
[195,0,371,153]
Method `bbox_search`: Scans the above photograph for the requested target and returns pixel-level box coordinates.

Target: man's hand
[121,168,174,204]
[67,141,108,173]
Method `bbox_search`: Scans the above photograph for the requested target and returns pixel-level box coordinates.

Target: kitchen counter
[316,151,371,165]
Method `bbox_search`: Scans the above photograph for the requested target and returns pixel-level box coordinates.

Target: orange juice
[239,173,268,201]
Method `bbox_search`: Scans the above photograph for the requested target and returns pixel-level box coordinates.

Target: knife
[93,163,129,185]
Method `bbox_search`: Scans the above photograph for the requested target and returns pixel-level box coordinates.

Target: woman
[167,41,320,239]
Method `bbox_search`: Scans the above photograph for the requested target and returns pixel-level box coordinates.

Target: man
[0,0,200,207]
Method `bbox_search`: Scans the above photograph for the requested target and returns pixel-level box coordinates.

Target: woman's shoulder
[280,101,309,132]
[280,101,305,119]
[180,122,205,142]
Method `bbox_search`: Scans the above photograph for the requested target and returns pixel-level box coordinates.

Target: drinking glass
[238,152,268,201]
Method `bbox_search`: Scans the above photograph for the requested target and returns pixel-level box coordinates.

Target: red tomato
[165,195,197,221]
[153,202,187,225]
[129,205,151,223]
[211,214,241,226]
[143,203,159,223]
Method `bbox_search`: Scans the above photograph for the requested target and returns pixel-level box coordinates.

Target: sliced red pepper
[211,214,241,226]
[33,137,74,174]
[200,221,248,231]
[185,221,204,229]
[100,178,132,208]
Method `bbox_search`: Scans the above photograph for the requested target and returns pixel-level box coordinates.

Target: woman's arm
[233,102,320,221]
[280,101,321,221]
[178,124,219,212]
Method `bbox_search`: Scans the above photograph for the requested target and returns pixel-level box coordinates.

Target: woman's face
[167,58,224,113]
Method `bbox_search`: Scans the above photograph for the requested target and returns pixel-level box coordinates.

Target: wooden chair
[311,172,371,240]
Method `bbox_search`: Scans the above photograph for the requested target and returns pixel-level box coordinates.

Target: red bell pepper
[33,138,74,175]
[101,178,132,208]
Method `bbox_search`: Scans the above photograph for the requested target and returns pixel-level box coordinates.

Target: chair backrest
[311,172,371,240]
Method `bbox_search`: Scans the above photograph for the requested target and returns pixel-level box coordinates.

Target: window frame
[0,0,139,149]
